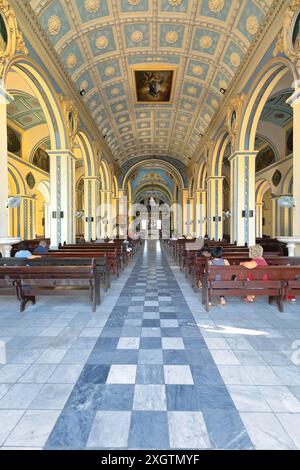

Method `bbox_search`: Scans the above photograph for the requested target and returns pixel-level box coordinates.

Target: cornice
[189,0,289,169]
[9,0,120,174]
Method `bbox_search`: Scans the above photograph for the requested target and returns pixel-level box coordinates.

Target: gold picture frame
[130,64,177,104]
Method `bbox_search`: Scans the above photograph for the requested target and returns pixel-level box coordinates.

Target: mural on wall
[256,145,276,173]
[7,126,21,156]
[131,169,174,191]
[293,12,300,50]
[32,147,50,173]
[134,70,174,102]
[272,170,282,187]
[0,13,8,52]
[286,129,293,155]
[26,172,35,190]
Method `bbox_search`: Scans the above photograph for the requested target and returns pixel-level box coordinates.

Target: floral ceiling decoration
[30,0,274,165]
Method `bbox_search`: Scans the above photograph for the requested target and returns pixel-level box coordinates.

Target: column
[207,177,223,241]
[99,190,111,238]
[255,203,263,238]
[48,150,76,248]
[21,196,36,240]
[118,190,128,238]
[288,89,300,236]
[180,189,189,236]
[272,196,292,238]
[0,83,21,256]
[187,197,194,236]
[229,151,257,246]
[44,203,51,239]
[195,190,207,238]
[83,177,100,241]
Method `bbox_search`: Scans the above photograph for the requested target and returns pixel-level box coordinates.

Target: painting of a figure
[293,13,300,49]
[0,13,8,52]
[134,70,174,103]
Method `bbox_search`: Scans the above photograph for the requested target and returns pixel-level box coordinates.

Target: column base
[0,237,21,257]
[277,237,300,257]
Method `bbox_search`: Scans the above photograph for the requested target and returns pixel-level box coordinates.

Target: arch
[37,180,50,205]
[134,183,172,205]
[211,131,230,177]
[100,160,111,191]
[238,58,295,152]
[196,160,207,189]
[256,179,272,204]
[5,55,68,150]
[122,159,184,191]
[112,175,119,198]
[255,133,280,162]
[76,130,96,177]
[189,176,195,198]
[8,162,27,195]
[281,166,293,194]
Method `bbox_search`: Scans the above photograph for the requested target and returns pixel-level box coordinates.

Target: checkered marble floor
[1,241,300,449]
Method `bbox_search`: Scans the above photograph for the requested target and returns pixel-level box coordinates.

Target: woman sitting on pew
[209,246,230,306]
[14,242,32,259]
[240,244,267,303]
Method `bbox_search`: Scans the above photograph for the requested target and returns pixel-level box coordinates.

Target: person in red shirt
[240,244,268,303]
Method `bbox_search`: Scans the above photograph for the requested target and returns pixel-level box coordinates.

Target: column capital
[195,189,207,194]
[0,83,14,105]
[228,150,258,162]
[47,150,76,159]
[82,176,101,182]
[287,87,300,107]
[207,176,224,182]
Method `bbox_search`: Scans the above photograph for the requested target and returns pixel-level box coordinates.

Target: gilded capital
[0,0,28,78]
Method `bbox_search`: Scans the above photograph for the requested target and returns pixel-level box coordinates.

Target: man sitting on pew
[33,240,49,255]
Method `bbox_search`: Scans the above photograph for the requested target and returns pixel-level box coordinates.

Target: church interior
[1,0,300,453]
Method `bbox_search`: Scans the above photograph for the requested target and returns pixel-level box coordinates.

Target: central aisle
[46,241,252,450]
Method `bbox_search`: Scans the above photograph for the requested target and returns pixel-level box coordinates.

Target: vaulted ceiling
[30,0,274,165]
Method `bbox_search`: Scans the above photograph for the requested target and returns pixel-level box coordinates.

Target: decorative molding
[226,93,246,152]
[58,95,78,150]
[281,0,300,72]
[0,0,28,78]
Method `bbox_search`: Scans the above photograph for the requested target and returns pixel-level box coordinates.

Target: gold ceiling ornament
[165,31,179,44]
[211,99,219,109]
[90,100,97,108]
[230,52,241,67]
[58,95,78,149]
[192,65,203,75]
[66,53,77,68]
[115,103,124,111]
[184,102,192,110]
[226,93,246,153]
[96,35,108,49]
[199,36,212,49]
[80,80,89,90]
[219,79,228,89]
[47,15,61,36]
[168,0,182,5]
[128,0,141,5]
[204,113,211,122]
[246,15,260,36]
[119,116,127,123]
[187,86,197,95]
[0,0,28,78]
[131,30,144,43]
[208,0,225,13]
[280,0,300,71]
[111,87,120,96]
[84,0,100,13]
[104,65,116,76]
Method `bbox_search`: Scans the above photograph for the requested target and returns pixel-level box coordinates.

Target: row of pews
[163,238,300,312]
[0,238,143,313]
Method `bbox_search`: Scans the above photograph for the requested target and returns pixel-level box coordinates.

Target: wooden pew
[52,248,119,277]
[190,256,300,289]
[42,253,111,290]
[0,261,97,313]
[202,265,300,312]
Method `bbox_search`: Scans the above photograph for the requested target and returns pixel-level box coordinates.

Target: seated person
[240,244,267,303]
[33,240,48,255]
[209,246,230,306]
[197,244,211,258]
[95,238,105,243]
[15,242,32,259]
